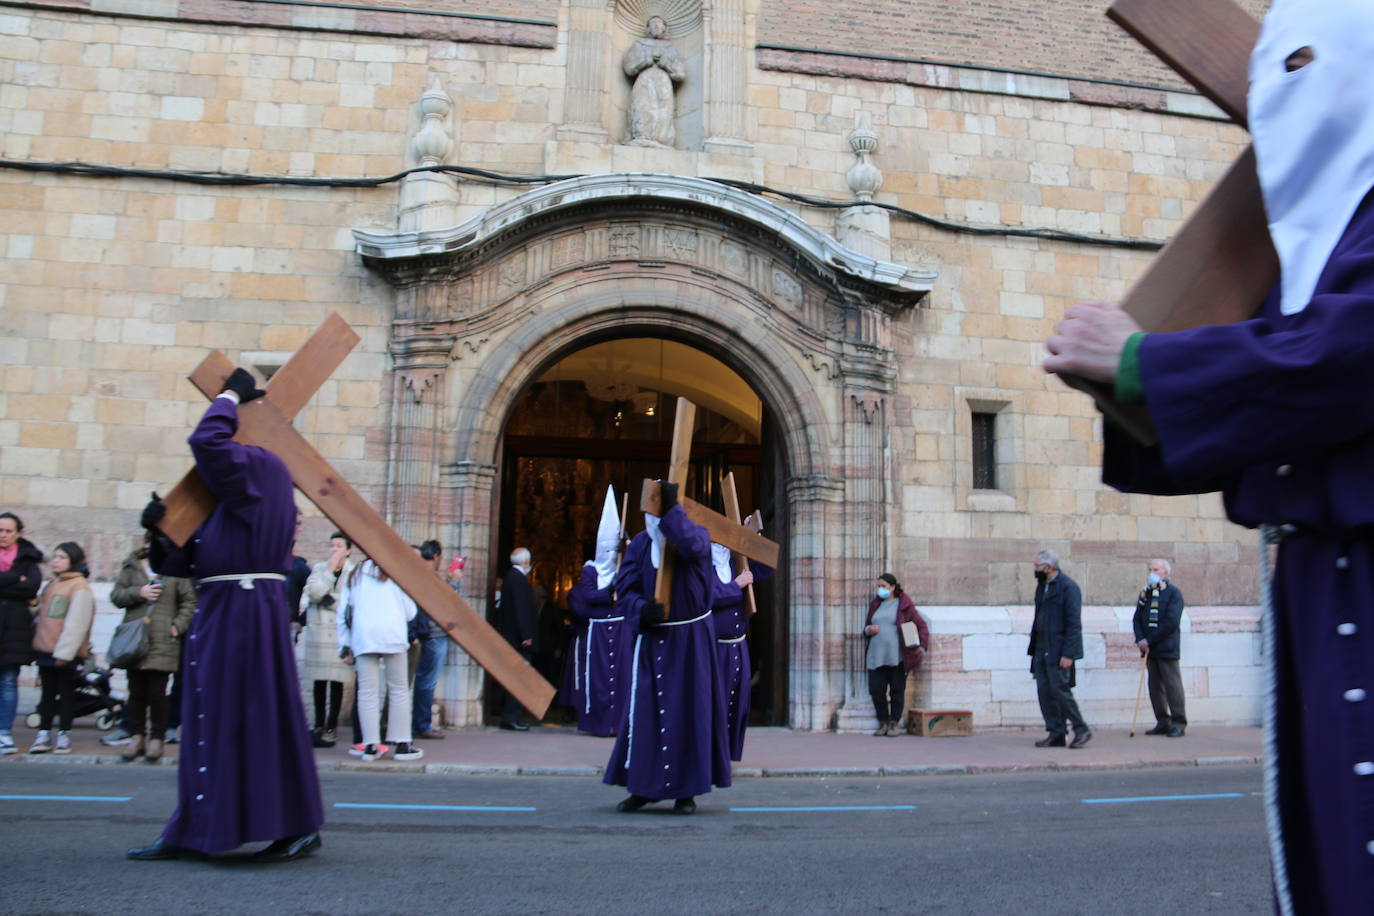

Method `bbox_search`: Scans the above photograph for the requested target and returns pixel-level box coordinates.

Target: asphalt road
[0,764,1269,915]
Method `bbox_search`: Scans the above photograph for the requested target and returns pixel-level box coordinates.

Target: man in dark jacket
[496,547,537,730]
[1132,559,1187,738]
[1027,549,1090,749]
[0,512,43,756]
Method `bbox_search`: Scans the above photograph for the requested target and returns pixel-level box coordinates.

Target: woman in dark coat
[0,512,42,756]
[109,535,196,763]
[862,573,929,736]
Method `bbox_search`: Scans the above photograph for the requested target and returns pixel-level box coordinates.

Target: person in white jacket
[337,558,423,762]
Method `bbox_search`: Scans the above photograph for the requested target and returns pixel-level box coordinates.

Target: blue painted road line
[729,805,916,813]
[0,794,131,802]
[1082,793,1246,805]
[334,802,536,812]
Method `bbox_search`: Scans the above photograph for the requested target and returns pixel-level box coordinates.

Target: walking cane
[1129,647,1149,737]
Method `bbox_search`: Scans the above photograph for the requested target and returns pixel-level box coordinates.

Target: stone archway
[356,174,936,730]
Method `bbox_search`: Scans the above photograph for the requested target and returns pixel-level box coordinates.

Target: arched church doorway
[491,335,790,727]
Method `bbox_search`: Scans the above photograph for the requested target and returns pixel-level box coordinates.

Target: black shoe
[253,832,322,863]
[126,837,199,861]
[673,797,697,816]
[1167,726,1185,738]
[616,795,652,813]
[1069,730,1093,749]
[311,730,335,749]
[499,721,530,731]
[415,729,445,740]
[1144,724,1170,736]
[1034,734,1067,748]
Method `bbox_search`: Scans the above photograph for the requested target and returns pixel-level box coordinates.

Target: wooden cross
[721,471,761,618]
[1060,0,1274,445]
[640,397,780,618]
[157,314,555,719]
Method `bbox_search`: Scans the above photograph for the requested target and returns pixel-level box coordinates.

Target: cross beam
[159,317,554,718]
[1060,0,1274,445]
[639,480,780,569]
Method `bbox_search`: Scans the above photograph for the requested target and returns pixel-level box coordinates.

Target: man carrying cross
[128,369,324,863]
[603,480,731,815]
[1045,3,1374,911]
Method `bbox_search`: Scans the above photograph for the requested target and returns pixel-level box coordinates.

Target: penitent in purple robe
[1104,190,1374,914]
[710,560,774,762]
[567,564,632,737]
[603,506,731,800]
[151,397,324,854]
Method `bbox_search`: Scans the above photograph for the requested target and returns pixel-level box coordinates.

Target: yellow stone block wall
[1,6,1256,604]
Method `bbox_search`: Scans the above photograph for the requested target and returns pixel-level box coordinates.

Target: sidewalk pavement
[0,721,1262,778]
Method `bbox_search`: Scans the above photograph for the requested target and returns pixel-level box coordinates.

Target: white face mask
[876,586,892,600]
[1249,0,1374,315]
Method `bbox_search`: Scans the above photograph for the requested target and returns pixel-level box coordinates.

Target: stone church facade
[0,0,1269,731]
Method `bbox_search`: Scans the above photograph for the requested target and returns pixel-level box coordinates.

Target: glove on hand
[223,367,266,403]
[659,481,679,514]
[639,602,665,630]
[140,492,166,531]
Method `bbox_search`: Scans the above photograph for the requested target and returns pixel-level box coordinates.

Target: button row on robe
[1338,623,1358,636]
[1344,689,1367,703]
[1354,761,1374,777]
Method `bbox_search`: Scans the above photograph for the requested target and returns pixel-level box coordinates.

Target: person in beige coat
[109,535,195,762]
[300,532,355,747]
[29,542,95,755]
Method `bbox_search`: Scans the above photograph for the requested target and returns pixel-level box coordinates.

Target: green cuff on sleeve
[1115,332,1147,406]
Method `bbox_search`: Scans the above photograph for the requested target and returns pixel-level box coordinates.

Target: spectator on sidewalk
[497,548,537,731]
[338,558,423,762]
[29,542,95,755]
[407,539,449,740]
[0,512,42,756]
[1133,559,1187,738]
[109,535,195,763]
[862,573,928,737]
[1028,550,1090,749]
[301,532,356,748]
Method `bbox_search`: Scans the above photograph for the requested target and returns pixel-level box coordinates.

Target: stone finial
[845,111,883,201]
[410,76,453,166]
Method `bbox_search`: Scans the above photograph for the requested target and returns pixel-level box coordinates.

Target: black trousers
[37,665,79,731]
[126,669,170,738]
[1033,653,1088,736]
[1147,656,1187,728]
[313,679,343,732]
[500,645,533,724]
[868,665,905,722]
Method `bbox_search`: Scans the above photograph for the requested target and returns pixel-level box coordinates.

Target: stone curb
[0,754,1261,778]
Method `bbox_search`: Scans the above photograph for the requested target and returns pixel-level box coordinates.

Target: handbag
[108,617,149,669]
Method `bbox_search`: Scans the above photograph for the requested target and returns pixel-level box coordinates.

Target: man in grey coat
[1028,549,1090,748]
[1132,559,1187,738]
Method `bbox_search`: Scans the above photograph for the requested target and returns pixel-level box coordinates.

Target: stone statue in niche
[623,16,684,148]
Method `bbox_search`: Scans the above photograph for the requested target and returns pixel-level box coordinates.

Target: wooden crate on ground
[906,708,973,737]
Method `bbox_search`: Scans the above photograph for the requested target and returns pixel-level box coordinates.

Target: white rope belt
[655,610,711,627]
[717,634,747,644]
[584,616,627,715]
[589,615,626,624]
[197,573,286,590]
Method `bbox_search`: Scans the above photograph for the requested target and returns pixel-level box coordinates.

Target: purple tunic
[151,397,324,854]
[603,506,731,800]
[711,560,775,762]
[567,565,631,737]
[1104,189,1374,914]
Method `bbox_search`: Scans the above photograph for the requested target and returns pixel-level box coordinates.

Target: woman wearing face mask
[29,542,95,754]
[862,573,929,736]
[0,512,44,756]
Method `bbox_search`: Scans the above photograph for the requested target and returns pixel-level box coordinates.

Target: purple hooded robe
[567,564,632,737]
[1103,190,1374,913]
[711,559,774,762]
[151,397,324,853]
[603,505,731,800]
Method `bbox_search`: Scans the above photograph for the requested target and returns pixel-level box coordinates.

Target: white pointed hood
[592,484,620,589]
[1249,0,1374,315]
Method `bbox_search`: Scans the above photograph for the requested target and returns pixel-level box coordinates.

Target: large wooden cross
[721,471,763,617]
[158,314,555,718]
[1061,0,1274,445]
[639,397,780,618]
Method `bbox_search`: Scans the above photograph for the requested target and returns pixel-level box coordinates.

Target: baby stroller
[24,659,125,731]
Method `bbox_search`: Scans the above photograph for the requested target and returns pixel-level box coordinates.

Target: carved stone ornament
[623,16,686,148]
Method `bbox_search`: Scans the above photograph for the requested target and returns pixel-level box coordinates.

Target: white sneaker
[54,731,72,754]
[29,730,51,754]
[0,735,16,755]
[164,727,179,744]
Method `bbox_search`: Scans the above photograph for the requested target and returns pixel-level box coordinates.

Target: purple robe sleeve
[658,504,709,560]
[711,577,743,610]
[188,397,265,518]
[614,535,648,630]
